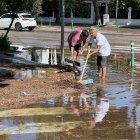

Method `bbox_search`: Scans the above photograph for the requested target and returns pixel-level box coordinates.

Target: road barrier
[130,40,135,68]
[130,40,135,90]
[115,24,120,32]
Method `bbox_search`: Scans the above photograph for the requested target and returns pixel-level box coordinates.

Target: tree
[65,0,90,18]
[2,0,43,38]
[108,0,140,19]
[54,0,61,24]
[0,0,16,51]
[0,0,8,14]
[42,0,61,24]
[92,0,101,25]
[0,0,43,51]
[42,0,91,24]
[3,0,18,39]
[19,0,43,15]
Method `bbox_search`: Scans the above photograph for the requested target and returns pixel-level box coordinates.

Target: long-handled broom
[78,51,94,84]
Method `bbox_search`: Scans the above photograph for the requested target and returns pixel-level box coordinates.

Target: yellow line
[0,107,72,118]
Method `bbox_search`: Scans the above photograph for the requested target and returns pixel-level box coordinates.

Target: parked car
[0,12,37,31]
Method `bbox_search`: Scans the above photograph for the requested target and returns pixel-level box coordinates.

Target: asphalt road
[0,26,140,49]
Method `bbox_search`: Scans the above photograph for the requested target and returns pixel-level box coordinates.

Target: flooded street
[0,51,140,139]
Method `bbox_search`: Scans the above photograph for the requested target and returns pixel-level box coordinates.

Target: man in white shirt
[87,27,111,79]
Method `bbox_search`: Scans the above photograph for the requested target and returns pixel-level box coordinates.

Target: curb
[35,27,140,36]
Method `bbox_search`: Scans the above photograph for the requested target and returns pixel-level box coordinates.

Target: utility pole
[60,0,65,64]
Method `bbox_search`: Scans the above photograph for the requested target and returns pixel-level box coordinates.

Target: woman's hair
[81,29,89,38]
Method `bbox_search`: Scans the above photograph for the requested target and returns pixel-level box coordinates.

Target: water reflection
[14,47,59,65]
[0,53,140,139]
[0,80,110,139]
[47,98,55,106]
[13,69,46,80]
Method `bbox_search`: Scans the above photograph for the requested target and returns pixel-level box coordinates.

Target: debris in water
[20,92,29,97]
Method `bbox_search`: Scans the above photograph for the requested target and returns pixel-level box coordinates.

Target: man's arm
[88,45,101,57]
[87,43,92,52]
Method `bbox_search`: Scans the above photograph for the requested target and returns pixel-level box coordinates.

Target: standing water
[0,52,140,139]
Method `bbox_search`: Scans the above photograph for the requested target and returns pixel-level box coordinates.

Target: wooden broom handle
[79,51,90,81]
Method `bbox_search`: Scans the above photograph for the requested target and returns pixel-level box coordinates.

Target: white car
[0,12,37,31]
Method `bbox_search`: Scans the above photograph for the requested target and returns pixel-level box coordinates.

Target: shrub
[0,34,11,51]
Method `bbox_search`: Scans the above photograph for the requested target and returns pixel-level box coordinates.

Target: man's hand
[88,47,91,53]
[87,53,92,59]
[79,50,83,55]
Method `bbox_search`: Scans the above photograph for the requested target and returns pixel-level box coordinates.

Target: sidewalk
[36,25,140,36]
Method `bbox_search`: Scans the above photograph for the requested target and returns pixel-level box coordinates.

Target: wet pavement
[0,51,140,139]
[0,25,140,139]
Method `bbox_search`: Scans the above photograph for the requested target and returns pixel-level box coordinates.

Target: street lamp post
[116,0,118,25]
[61,0,65,64]
[71,9,74,31]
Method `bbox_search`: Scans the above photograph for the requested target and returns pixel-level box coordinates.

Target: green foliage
[0,34,11,51]
[0,0,8,15]
[65,0,90,18]
[19,0,43,15]
[0,0,43,44]
[32,0,43,15]
[0,0,43,15]
[108,0,140,19]
[42,0,90,18]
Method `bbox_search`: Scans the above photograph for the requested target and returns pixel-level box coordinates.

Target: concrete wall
[37,17,140,26]
[109,19,140,26]
[37,17,94,25]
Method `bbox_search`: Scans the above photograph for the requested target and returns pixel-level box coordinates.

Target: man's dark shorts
[69,43,81,52]
[97,55,107,68]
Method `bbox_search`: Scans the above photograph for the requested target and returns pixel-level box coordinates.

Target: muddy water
[0,53,140,140]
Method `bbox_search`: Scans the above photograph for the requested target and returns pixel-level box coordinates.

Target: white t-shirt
[89,33,111,56]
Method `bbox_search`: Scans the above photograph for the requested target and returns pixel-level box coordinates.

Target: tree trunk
[4,13,15,39]
[92,0,101,25]
[54,0,61,24]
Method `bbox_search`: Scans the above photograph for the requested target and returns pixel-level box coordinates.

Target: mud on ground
[0,65,91,110]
